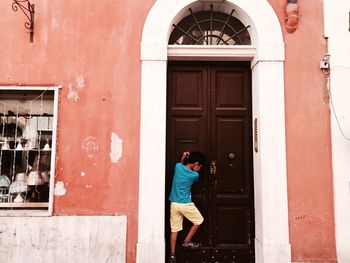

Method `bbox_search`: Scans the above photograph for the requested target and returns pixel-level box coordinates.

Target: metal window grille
[0,88,58,213]
[169,5,251,45]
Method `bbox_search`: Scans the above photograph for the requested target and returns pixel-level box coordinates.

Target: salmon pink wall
[0,0,337,262]
[268,0,336,261]
[0,1,154,261]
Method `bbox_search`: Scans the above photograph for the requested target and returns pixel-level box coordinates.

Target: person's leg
[170,231,178,256]
[169,202,183,258]
[181,203,204,247]
[183,224,200,243]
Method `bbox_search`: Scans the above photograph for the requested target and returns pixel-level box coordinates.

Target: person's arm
[180,151,190,164]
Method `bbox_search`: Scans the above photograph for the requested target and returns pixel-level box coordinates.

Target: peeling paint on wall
[76,75,85,89]
[110,132,123,163]
[67,83,80,101]
[81,171,86,177]
[54,181,66,196]
[67,74,86,102]
[81,136,99,158]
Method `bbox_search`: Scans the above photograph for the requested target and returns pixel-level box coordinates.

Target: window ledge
[0,209,51,217]
[0,202,49,208]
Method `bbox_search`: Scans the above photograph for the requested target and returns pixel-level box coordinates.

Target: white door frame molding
[137,1,291,262]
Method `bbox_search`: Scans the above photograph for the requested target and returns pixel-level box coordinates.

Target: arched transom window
[169,5,251,45]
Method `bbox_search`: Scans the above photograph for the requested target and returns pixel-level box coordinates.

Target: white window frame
[0,86,61,217]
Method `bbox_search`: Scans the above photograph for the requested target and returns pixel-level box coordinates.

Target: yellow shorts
[170,202,204,232]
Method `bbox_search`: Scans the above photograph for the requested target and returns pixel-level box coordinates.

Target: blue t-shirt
[168,163,199,203]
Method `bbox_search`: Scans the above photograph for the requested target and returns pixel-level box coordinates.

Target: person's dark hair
[184,151,205,166]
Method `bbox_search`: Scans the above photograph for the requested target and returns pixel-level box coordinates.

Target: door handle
[228,153,236,160]
[210,160,216,175]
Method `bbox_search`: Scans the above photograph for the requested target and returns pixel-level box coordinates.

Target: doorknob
[228,153,236,160]
[210,160,216,175]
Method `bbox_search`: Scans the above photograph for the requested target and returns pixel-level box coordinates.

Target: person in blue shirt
[168,151,205,263]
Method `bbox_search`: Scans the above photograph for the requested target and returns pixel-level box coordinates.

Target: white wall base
[0,215,127,263]
[136,241,165,263]
[255,238,291,263]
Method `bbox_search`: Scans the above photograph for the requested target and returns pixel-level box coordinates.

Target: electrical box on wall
[320,55,330,69]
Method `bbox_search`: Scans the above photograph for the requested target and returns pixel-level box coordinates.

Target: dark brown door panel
[166,62,254,263]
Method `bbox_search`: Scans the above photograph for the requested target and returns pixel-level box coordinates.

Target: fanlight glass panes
[169,8,251,45]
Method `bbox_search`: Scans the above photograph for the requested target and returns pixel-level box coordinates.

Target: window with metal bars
[169,5,251,45]
[0,87,59,214]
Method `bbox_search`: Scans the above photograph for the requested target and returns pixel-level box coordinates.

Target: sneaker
[182,241,200,249]
[168,255,177,263]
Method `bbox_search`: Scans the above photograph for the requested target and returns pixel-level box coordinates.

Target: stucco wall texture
[1,1,154,261]
[272,0,337,261]
[0,0,336,262]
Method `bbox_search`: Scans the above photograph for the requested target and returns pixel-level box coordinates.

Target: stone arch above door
[137,1,291,263]
[141,0,284,61]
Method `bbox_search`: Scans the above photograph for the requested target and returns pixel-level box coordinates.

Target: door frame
[137,1,291,263]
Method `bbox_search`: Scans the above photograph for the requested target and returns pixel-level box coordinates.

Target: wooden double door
[166,62,255,263]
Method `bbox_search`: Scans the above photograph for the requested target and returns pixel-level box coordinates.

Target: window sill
[0,202,49,208]
[0,202,50,217]
[0,210,51,217]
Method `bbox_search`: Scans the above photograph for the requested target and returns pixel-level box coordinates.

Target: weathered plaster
[67,83,80,101]
[54,181,66,196]
[81,136,99,158]
[67,75,86,102]
[1,0,149,261]
[110,132,123,164]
